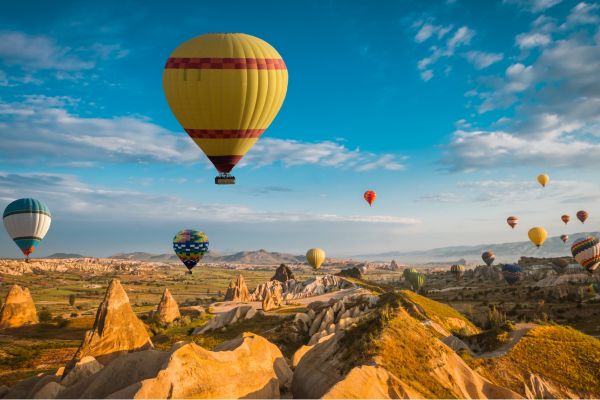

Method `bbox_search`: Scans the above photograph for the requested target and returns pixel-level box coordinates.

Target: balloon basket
[215,174,235,185]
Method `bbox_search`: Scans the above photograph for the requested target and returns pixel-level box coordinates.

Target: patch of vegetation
[467,325,600,398]
[399,290,479,335]
[341,277,392,295]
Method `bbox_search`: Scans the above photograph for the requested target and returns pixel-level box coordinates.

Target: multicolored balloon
[364,190,376,207]
[561,215,570,225]
[502,264,522,285]
[537,174,549,187]
[560,234,569,244]
[571,236,600,273]
[306,248,326,270]
[507,216,519,229]
[528,227,547,248]
[577,210,589,224]
[450,264,465,281]
[162,33,288,184]
[482,251,495,267]
[588,282,600,295]
[172,229,209,273]
[3,198,51,260]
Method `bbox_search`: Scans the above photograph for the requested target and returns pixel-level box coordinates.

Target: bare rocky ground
[0,258,599,398]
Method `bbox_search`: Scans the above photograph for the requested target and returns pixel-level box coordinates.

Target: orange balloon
[364,190,376,207]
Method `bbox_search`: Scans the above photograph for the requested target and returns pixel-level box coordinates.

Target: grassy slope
[465,325,600,397]
[399,290,479,335]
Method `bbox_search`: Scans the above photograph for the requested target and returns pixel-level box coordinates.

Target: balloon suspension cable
[215,173,235,185]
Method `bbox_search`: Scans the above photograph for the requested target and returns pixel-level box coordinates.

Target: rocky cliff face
[67,279,152,368]
[0,285,38,329]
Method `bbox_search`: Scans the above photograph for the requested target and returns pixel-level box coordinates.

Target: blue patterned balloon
[502,263,522,285]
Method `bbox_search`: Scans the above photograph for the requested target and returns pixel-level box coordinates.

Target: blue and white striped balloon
[3,198,51,258]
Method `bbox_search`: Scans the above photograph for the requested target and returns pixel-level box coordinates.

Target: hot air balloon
[482,251,495,267]
[507,216,519,229]
[528,227,547,248]
[306,248,326,270]
[450,264,465,281]
[162,33,288,185]
[577,210,588,224]
[3,198,51,261]
[403,267,417,280]
[560,234,569,244]
[172,229,209,274]
[364,190,376,207]
[537,174,549,187]
[502,264,522,285]
[407,271,425,292]
[571,236,600,273]
[561,215,570,225]
[588,282,600,295]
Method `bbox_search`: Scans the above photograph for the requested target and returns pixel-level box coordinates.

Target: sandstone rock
[224,274,251,302]
[193,305,256,334]
[294,313,311,333]
[473,265,504,282]
[335,267,362,279]
[152,288,180,324]
[271,263,295,282]
[251,280,284,302]
[0,285,38,329]
[262,290,280,312]
[61,356,103,386]
[32,382,63,399]
[66,279,152,369]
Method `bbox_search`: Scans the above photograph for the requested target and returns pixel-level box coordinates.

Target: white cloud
[463,51,504,69]
[0,96,406,172]
[415,25,476,80]
[478,63,535,112]
[415,23,453,43]
[504,0,562,12]
[242,138,406,171]
[563,2,599,28]
[0,31,94,71]
[516,32,552,48]
[0,172,420,225]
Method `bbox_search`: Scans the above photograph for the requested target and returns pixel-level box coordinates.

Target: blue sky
[1,0,600,257]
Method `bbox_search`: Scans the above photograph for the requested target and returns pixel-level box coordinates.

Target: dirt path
[475,322,537,359]
[209,287,366,316]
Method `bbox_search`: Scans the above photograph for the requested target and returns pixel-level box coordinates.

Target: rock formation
[473,265,504,282]
[262,290,280,312]
[282,274,353,300]
[335,267,362,279]
[193,305,256,334]
[67,279,152,368]
[152,288,180,324]
[4,333,292,399]
[271,263,295,282]
[224,274,251,302]
[251,280,284,302]
[0,284,38,329]
[390,259,401,271]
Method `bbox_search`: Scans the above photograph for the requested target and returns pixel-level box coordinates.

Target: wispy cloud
[503,0,562,13]
[463,51,504,69]
[0,172,420,225]
[0,95,406,172]
[562,2,599,28]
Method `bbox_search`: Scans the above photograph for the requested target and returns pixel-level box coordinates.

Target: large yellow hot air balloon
[528,227,548,248]
[163,33,288,184]
[537,174,549,187]
[306,248,326,270]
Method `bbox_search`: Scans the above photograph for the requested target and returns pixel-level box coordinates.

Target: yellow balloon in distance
[537,174,549,187]
[162,33,288,184]
[528,227,548,248]
[306,248,326,270]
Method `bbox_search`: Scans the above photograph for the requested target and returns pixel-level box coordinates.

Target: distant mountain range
[47,253,86,259]
[109,249,304,265]
[354,231,600,264]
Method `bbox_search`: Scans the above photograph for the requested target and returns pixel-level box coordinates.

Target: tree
[68,294,76,306]
[39,308,52,323]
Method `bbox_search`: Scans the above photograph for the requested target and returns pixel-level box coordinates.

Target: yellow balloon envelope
[528,227,548,248]
[537,174,549,187]
[306,248,326,270]
[162,33,288,183]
